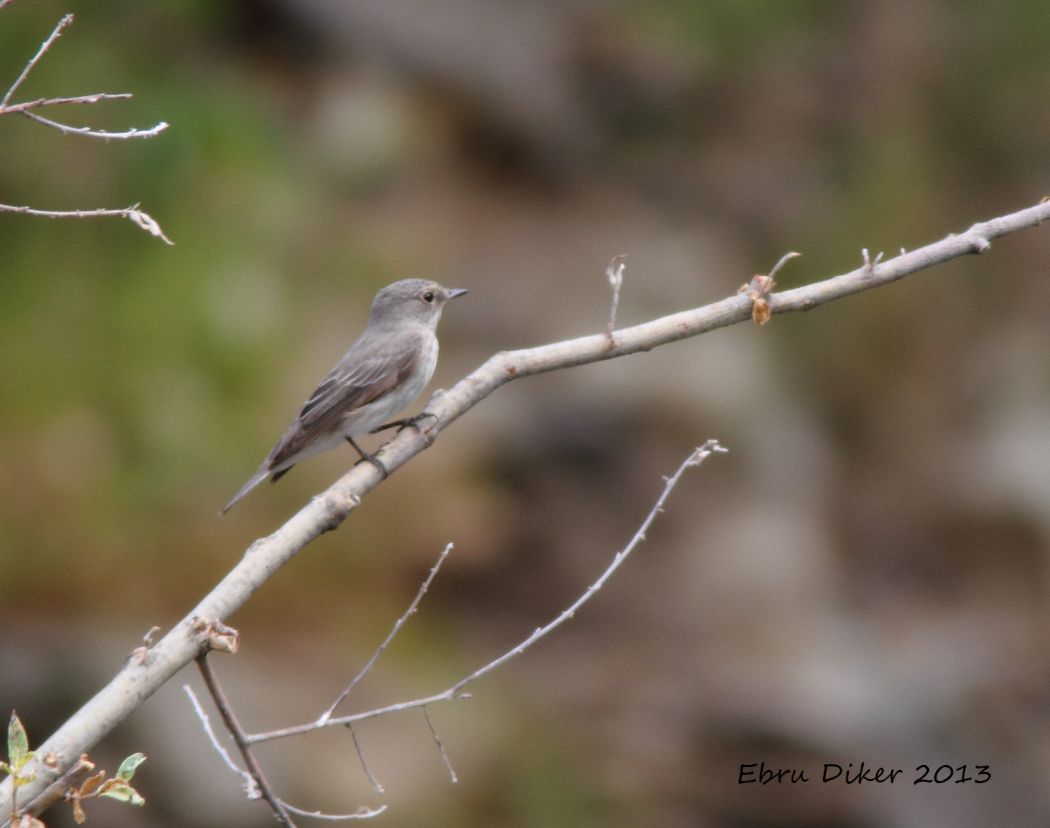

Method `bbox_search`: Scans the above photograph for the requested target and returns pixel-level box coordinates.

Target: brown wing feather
[266,334,420,470]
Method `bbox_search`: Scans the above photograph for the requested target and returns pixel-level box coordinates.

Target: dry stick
[0,204,140,219]
[0,13,172,241]
[3,199,1049,823]
[0,92,132,114]
[0,203,174,244]
[21,110,169,140]
[0,13,73,108]
[195,655,296,828]
[319,542,455,725]
[185,684,387,821]
[347,724,384,795]
[606,254,626,335]
[182,685,260,798]
[422,706,457,784]
[246,441,724,745]
[280,801,387,822]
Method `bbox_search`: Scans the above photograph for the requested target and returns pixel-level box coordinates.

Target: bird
[223,278,467,513]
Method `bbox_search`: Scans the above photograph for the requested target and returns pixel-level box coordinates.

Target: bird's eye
[422,291,435,303]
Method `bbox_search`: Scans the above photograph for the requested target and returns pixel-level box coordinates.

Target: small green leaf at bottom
[115,752,146,782]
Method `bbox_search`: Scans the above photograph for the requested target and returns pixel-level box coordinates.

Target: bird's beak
[447,288,469,299]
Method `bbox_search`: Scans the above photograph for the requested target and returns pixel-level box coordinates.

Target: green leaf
[115,752,146,781]
[7,713,28,769]
[100,780,145,807]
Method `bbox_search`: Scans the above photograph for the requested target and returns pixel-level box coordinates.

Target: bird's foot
[346,436,388,478]
[369,411,438,435]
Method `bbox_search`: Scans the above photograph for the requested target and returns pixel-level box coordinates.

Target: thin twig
[0,92,132,115]
[189,680,387,821]
[196,655,296,828]
[21,110,169,140]
[422,706,457,784]
[445,441,725,693]
[0,203,138,219]
[347,725,384,795]
[280,802,387,821]
[0,203,174,244]
[1,13,73,108]
[861,247,884,275]
[247,441,726,745]
[319,543,455,725]
[605,254,626,336]
[182,685,260,798]
[767,251,801,281]
[0,11,172,248]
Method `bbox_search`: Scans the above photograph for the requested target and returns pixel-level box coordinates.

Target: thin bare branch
[422,706,457,784]
[0,92,132,115]
[0,203,135,219]
[189,676,387,822]
[280,802,388,821]
[21,110,169,140]
[347,725,384,795]
[1,13,73,108]
[605,254,626,336]
[182,685,260,799]
[0,203,174,244]
[767,250,801,281]
[0,11,171,245]
[196,655,296,828]
[246,441,726,745]
[319,543,454,725]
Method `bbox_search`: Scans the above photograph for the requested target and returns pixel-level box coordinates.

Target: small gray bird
[223,279,467,513]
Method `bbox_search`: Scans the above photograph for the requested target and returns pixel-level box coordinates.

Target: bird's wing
[266,333,421,470]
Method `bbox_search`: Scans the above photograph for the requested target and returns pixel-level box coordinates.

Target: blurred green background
[2,1,1050,825]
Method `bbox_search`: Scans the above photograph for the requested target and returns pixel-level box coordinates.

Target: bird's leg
[369,411,438,435]
[346,435,388,477]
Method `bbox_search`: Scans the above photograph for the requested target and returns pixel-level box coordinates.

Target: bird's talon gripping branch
[346,436,388,478]
[369,410,439,435]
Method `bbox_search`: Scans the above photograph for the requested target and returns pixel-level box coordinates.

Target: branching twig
[195,655,295,828]
[319,543,454,725]
[4,199,1049,822]
[0,9,172,241]
[182,685,259,799]
[246,441,726,745]
[0,13,73,108]
[193,657,387,824]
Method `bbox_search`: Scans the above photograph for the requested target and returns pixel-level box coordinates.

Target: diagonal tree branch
[1,198,1048,823]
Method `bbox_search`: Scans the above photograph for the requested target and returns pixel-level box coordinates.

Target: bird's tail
[221,466,270,514]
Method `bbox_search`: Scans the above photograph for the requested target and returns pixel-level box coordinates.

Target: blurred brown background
[2,1,1049,825]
